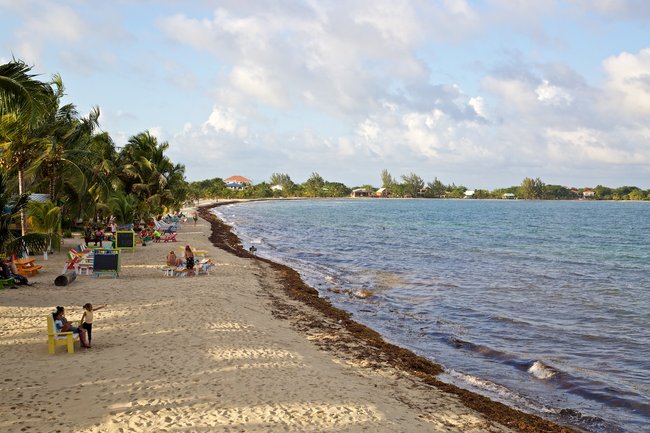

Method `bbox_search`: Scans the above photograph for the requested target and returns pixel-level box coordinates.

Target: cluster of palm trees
[0,59,188,256]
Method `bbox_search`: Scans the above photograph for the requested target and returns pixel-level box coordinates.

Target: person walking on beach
[80,303,106,348]
[192,211,198,225]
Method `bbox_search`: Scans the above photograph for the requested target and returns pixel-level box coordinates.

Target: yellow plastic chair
[47,314,79,354]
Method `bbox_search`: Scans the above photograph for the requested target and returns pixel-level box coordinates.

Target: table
[14,258,41,277]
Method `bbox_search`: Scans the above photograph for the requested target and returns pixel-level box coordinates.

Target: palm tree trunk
[18,167,27,237]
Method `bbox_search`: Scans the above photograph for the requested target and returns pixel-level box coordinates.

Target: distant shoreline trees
[188,169,649,201]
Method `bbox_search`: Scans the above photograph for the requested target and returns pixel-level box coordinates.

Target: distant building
[375,187,388,197]
[351,188,371,197]
[29,193,51,203]
[464,190,475,199]
[583,189,595,199]
[502,193,516,199]
[225,175,252,190]
[271,184,283,191]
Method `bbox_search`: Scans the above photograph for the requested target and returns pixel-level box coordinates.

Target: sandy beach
[0,203,575,433]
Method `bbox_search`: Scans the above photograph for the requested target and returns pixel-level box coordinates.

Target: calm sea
[213,199,650,433]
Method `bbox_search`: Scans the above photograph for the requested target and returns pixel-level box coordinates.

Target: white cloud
[204,106,248,139]
[602,48,650,118]
[468,96,488,118]
[535,80,574,106]
[11,3,86,62]
[546,127,648,164]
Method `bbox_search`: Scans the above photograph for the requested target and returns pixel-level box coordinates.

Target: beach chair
[196,259,216,275]
[160,266,176,277]
[160,233,177,242]
[47,314,79,354]
[0,277,16,289]
[154,220,179,233]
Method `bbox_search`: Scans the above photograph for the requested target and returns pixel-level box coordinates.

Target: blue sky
[2,0,650,189]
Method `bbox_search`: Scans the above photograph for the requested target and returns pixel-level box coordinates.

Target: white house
[224,175,252,190]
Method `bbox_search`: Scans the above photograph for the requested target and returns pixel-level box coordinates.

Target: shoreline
[198,201,577,433]
[0,202,578,432]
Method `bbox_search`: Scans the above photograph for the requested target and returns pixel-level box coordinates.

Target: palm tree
[0,61,56,236]
[36,79,95,202]
[118,131,186,216]
[108,192,137,225]
[0,60,50,118]
[0,172,48,257]
[27,200,62,253]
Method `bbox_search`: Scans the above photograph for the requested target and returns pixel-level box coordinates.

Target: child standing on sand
[80,303,107,348]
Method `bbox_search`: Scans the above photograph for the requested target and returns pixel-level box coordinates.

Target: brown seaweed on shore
[198,202,577,433]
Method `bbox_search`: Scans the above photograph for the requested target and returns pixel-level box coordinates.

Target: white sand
[0,210,519,433]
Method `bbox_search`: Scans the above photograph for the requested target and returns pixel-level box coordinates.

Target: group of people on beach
[52,303,107,349]
[0,257,32,288]
[84,221,117,248]
[166,245,196,275]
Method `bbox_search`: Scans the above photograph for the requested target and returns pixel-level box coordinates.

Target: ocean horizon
[213,198,649,433]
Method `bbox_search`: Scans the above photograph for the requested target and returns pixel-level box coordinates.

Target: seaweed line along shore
[198,201,578,433]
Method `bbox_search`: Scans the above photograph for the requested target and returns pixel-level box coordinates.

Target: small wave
[448,338,517,362]
[492,315,532,326]
[442,369,549,412]
[528,361,557,380]
[442,370,623,432]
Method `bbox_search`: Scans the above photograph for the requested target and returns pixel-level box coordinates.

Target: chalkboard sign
[115,231,135,250]
[93,252,120,272]
[92,250,120,279]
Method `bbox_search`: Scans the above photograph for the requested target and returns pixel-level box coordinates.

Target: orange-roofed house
[225,175,252,190]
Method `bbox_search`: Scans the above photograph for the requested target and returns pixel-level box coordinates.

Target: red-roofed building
[225,175,252,190]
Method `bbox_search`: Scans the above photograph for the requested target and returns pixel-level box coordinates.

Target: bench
[46,314,79,354]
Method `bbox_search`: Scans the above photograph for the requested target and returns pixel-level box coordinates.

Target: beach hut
[464,190,475,199]
[375,187,388,197]
[351,188,371,198]
[502,193,516,199]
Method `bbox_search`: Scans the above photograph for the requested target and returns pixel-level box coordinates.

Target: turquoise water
[214,199,650,432]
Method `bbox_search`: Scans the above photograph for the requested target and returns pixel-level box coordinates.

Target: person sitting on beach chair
[54,306,90,348]
[166,250,182,267]
[1,259,30,287]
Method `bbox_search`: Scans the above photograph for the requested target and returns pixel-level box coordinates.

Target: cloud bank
[1,0,649,188]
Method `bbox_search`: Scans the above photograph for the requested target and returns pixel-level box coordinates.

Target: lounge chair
[160,233,177,242]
